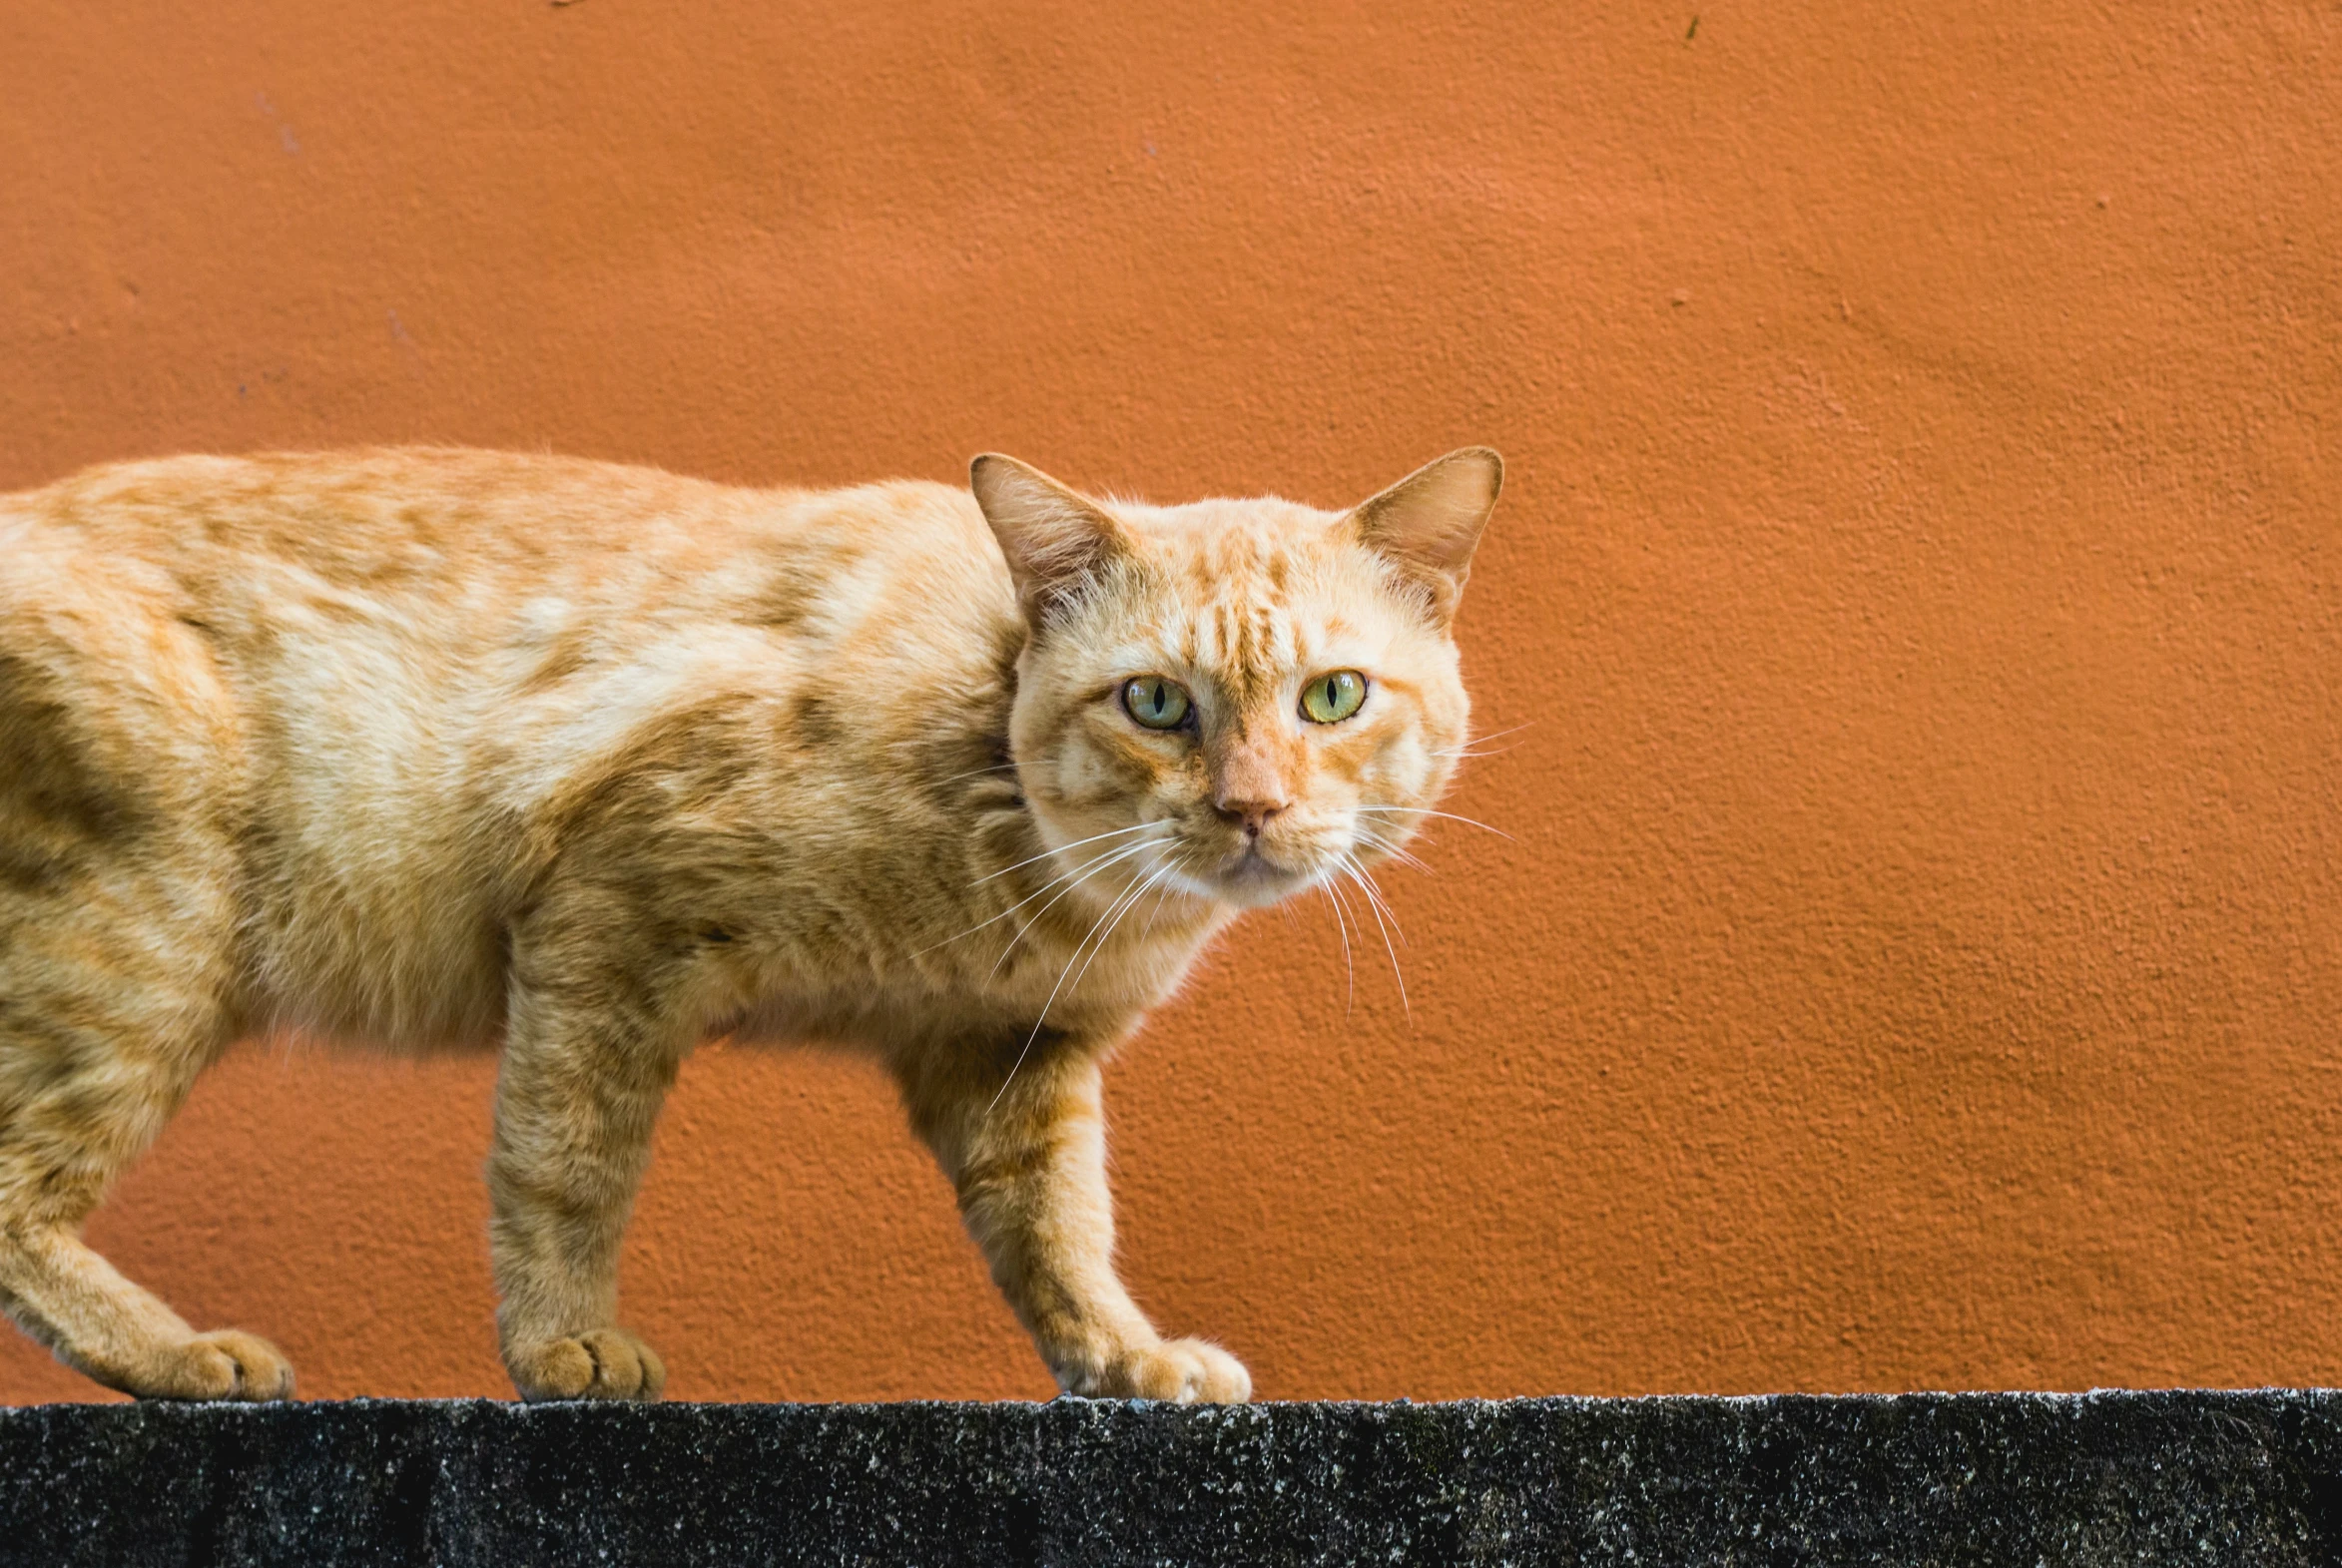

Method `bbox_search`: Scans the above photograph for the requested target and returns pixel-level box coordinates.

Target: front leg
[905,1040,1250,1402]
[488,946,685,1402]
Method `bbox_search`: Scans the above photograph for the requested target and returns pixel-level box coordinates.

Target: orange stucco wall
[1,1,2336,1403]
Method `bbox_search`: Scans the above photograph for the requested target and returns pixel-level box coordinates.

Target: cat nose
[1212,794,1288,837]
[1210,735,1292,837]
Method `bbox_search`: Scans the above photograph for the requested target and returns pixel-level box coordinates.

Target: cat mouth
[1210,842,1305,903]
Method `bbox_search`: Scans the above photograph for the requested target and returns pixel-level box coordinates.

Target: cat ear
[970,455,1131,624]
[1349,447,1503,626]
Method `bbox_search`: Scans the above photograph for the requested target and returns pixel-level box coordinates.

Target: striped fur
[0,445,1498,1402]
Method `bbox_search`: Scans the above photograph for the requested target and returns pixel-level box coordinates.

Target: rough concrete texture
[2,1392,2339,1566]
[1,1,2337,1406]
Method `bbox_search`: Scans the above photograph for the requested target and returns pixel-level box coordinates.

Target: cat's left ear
[970,455,1132,626]
[1349,447,1503,626]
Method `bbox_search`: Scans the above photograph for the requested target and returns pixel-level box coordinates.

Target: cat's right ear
[970,455,1130,625]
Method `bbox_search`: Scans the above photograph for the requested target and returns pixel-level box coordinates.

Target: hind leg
[0,866,293,1400]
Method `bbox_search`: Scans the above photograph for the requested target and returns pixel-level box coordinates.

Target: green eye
[1123,676,1193,731]
[1301,670,1368,724]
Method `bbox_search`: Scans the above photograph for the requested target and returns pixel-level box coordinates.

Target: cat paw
[1067,1338,1252,1403]
[506,1327,668,1402]
[123,1329,297,1401]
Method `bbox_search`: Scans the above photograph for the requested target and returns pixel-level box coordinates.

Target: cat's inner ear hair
[969,455,1130,624]
[1348,447,1503,626]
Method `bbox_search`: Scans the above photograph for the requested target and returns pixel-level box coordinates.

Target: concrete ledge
[1,1391,2337,1566]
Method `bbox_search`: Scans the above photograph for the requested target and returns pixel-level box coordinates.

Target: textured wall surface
[0,2,2334,1403]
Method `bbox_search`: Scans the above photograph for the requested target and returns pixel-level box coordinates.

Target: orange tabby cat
[0,445,1499,1403]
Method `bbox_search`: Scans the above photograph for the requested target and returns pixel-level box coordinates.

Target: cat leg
[487,959,682,1402]
[906,1044,1251,1403]
[0,876,293,1400]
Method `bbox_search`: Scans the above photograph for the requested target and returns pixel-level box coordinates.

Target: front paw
[113,1329,297,1401]
[505,1327,667,1402]
[1066,1337,1252,1403]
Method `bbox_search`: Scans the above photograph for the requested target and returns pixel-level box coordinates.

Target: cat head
[973,449,1500,911]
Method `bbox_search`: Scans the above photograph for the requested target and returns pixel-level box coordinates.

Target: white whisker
[1353,806,1513,840]
[1343,853,1410,1018]
[1429,722,1535,761]
[914,831,1168,956]
[1344,853,1407,943]
[987,849,1174,1113]
[1349,824,1428,872]
[984,836,1167,978]
[1321,882,1357,1014]
[1060,859,1178,1002]
[932,761,1023,787]
[1137,850,1195,943]
[973,818,1163,885]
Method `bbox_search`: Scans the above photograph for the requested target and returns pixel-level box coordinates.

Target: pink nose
[1212,795,1287,836]
[1211,736,1291,837]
